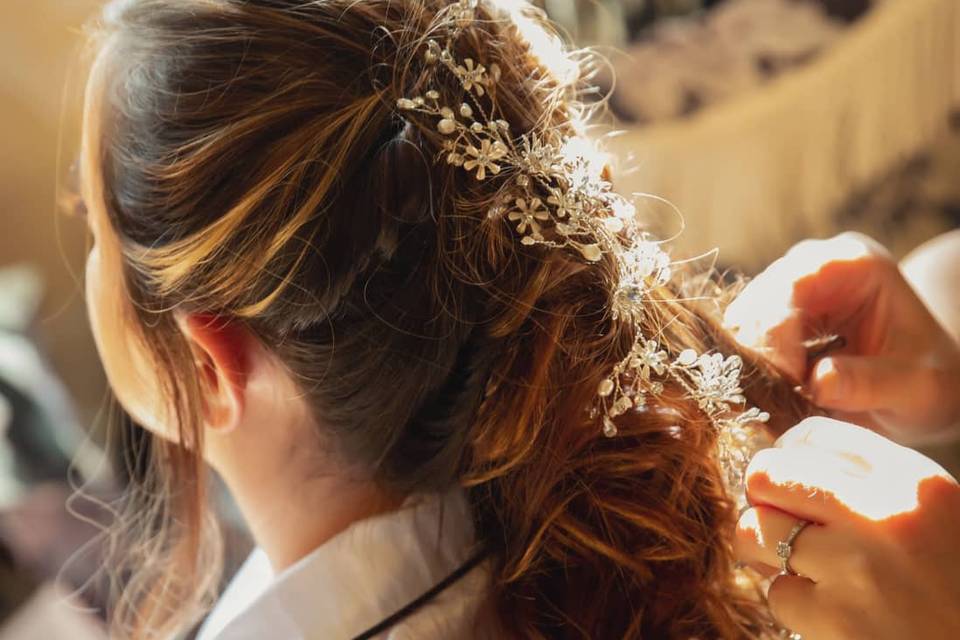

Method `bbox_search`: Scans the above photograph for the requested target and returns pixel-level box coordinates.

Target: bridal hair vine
[393,0,770,497]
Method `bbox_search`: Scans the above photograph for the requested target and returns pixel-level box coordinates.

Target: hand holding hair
[724,232,960,445]
[735,417,960,639]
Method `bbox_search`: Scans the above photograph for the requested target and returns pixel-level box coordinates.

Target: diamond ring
[776,519,811,576]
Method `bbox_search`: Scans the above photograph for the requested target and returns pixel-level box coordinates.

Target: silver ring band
[776,519,811,576]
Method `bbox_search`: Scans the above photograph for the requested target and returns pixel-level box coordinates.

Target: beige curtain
[602,0,960,270]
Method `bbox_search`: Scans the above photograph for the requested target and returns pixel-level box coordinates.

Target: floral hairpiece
[394,0,770,499]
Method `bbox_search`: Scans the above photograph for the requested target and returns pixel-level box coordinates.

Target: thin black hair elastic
[350,548,489,640]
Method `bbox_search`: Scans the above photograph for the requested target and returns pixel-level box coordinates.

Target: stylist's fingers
[724,233,891,381]
[775,416,898,455]
[748,418,960,639]
[745,445,867,525]
[774,417,951,483]
[810,356,911,412]
[766,574,819,639]
[735,505,834,580]
[788,233,893,317]
[811,356,960,429]
[723,265,806,381]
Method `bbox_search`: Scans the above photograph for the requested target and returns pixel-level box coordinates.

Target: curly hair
[82,0,812,637]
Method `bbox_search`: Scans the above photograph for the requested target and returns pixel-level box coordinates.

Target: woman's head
[84,0,584,477]
[80,0,807,637]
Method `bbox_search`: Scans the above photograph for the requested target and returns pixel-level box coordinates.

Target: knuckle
[882,515,921,553]
[833,231,893,263]
[744,467,773,499]
[883,474,958,547]
[843,547,881,592]
[918,465,958,493]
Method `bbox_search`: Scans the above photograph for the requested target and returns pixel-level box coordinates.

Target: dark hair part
[87,0,810,637]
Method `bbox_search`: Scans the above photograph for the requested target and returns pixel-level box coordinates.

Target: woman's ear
[178,314,251,433]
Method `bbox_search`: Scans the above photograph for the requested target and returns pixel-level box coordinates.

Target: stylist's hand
[724,232,960,443]
[736,417,960,639]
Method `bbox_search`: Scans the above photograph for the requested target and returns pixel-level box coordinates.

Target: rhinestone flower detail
[393,0,770,494]
[463,139,507,180]
[508,197,549,243]
[455,58,488,96]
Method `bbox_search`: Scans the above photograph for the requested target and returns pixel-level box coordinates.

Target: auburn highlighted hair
[81,0,811,637]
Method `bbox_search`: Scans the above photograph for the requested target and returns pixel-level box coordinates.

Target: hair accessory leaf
[394,0,769,501]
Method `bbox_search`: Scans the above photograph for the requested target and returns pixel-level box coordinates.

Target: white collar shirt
[195,487,496,640]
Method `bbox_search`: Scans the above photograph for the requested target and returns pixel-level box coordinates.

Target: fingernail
[811,357,842,403]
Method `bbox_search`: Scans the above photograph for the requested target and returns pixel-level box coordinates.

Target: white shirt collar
[196,487,487,640]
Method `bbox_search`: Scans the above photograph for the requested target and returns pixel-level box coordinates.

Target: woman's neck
[225,458,402,573]
[205,412,403,573]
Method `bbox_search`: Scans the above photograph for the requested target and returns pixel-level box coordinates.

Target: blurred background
[0,0,957,637]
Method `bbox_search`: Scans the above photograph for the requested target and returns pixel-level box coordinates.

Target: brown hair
[84,0,811,637]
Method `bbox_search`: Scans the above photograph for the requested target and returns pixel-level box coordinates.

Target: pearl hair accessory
[394,0,770,499]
